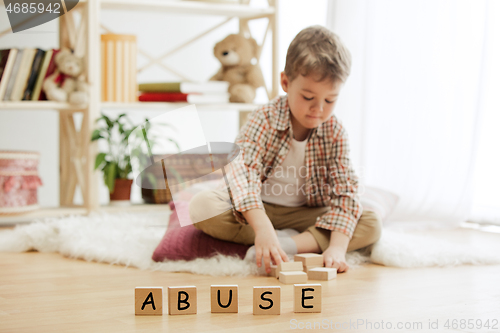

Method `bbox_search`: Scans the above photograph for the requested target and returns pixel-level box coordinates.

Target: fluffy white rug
[0,212,499,276]
[370,226,500,267]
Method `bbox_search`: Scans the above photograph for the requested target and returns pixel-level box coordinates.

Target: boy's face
[281,72,342,138]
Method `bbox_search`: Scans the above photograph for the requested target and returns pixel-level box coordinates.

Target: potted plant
[129,119,180,204]
[91,113,137,204]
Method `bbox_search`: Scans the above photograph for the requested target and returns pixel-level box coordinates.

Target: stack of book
[0,48,61,102]
[138,81,230,104]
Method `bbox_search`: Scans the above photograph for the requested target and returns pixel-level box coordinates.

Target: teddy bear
[210,34,265,103]
[42,48,88,105]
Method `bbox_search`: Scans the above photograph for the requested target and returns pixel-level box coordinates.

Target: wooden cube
[294,253,324,267]
[294,284,322,313]
[269,265,278,278]
[279,271,308,284]
[307,267,337,281]
[168,286,197,315]
[135,287,163,315]
[253,286,281,315]
[278,261,303,272]
[303,265,323,273]
[211,285,238,313]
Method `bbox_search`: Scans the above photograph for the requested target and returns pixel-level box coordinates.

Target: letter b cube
[168,286,197,315]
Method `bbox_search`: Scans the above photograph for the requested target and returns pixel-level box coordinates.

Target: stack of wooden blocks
[271,253,337,284]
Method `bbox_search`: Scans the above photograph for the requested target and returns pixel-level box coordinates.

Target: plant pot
[109,178,133,204]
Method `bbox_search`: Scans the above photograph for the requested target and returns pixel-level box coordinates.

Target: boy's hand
[324,230,349,273]
[254,229,289,273]
[242,208,289,274]
[322,246,349,273]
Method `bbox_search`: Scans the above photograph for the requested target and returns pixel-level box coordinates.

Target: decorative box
[0,151,43,215]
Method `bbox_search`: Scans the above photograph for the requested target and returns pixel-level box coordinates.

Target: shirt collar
[272,95,290,131]
[272,95,327,137]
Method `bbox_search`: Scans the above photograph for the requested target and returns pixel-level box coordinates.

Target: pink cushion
[152,201,250,262]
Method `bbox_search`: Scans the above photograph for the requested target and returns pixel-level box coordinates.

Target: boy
[189,25,381,274]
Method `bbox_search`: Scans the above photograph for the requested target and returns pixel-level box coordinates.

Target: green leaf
[101,114,113,128]
[123,164,132,178]
[167,138,181,152]
[91,129,102,141]
[118,122,125,135]
[124,129,134,141]
[146,139,157,147]
[105,162,117,193]
[95,115,105,123]
[94,152,106,170]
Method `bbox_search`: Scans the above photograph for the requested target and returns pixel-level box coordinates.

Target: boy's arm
[242,208,289,274]
[317,126,362,271]
[225,104,288,272]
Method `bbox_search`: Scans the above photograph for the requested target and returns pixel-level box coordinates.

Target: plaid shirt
[224,95,363,239]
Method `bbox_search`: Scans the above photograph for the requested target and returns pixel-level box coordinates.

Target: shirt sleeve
[224,109,269,216]
[315,127,363,239]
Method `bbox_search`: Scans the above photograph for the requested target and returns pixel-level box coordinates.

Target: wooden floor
[1,242,500,333]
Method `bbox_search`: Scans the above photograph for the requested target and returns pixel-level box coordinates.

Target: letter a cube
[253,286,281,315]
[294,284,322,313]
[135,287,163,315]
[211,285,238,313]
[168,286,197,315]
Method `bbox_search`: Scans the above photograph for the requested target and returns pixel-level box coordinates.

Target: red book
[139,91,229,104]
[139,92,189,102]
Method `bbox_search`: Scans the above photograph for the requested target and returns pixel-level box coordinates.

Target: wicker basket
[140,153,227,204]
[141,177,172,205]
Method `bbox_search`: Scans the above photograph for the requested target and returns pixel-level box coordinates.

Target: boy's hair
[284,25,352,83]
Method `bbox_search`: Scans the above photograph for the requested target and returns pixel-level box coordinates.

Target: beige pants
[189,189,382,252]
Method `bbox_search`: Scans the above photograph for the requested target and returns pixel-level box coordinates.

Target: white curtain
[326,0,500,228]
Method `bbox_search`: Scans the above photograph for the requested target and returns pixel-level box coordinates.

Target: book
[0,49,12,83]
[138,81,229,94]
[22,48,46,100]
[38,49,60,101]
[10,48,37,101]
[3,49,23,101]
[31,49,53,101]
[138,91,230,104]
[0,48,18,100]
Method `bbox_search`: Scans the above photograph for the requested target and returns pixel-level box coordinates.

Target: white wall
[0,0,328,206]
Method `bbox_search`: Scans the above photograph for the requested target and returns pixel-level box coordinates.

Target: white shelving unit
[0,0,279,224]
